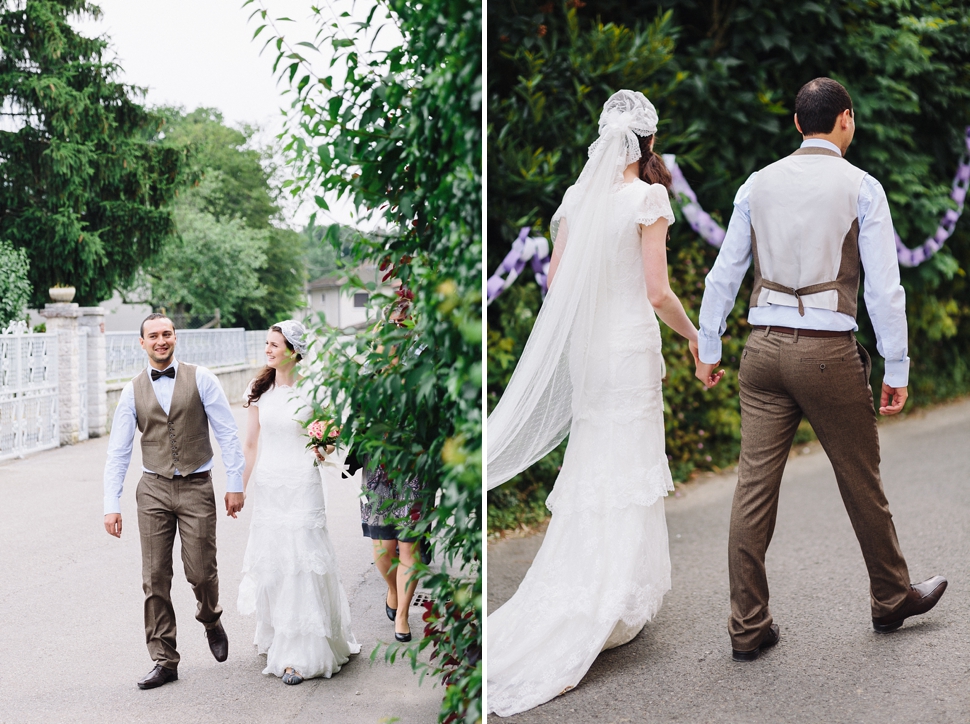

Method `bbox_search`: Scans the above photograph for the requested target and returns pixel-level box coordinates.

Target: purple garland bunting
[489,128,970,301]
[486,227,550,304]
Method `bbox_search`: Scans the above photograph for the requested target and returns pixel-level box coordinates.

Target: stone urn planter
[49,286,76,303]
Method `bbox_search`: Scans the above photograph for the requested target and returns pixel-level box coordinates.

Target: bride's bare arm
[546,217,568,290]
[242,403,260,493]
[640,217,699,344]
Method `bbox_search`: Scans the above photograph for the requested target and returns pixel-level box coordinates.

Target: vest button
[820,364,826,371]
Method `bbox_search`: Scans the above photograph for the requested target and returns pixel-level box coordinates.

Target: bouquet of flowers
[305,407,344,472]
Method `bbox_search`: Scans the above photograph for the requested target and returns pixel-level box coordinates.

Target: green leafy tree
[148,107,307,329]
[0,0,192,307]
[305,223,368,282]
[0,239,31,326]
[488,0,970,529]
[158,107,278,227]
[249,0,482,719]
[126,176,269,324]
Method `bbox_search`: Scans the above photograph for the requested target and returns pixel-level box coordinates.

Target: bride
[487,90,711,716]
[238,320,360,684]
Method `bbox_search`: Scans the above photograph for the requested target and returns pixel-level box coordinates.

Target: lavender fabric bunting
[894,126,970,267]
[488,128,970,302]
[485,227,550,305]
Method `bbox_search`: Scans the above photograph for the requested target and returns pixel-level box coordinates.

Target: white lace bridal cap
[274,319,308,356]
[588,89,659,168]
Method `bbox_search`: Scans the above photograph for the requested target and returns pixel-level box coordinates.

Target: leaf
[252,24,267,39]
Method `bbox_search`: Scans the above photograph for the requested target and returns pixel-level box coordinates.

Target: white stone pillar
[78,306,107,437]
[41,303,81,445]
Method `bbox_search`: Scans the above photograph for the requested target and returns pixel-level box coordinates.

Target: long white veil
[487,90,660,489]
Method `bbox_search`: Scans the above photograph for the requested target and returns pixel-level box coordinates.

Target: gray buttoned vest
[748,146,868,318]
[132,362,214,477]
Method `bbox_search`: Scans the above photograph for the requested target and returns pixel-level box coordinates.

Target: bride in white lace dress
[238,320,360,684]
[487,91,705,716]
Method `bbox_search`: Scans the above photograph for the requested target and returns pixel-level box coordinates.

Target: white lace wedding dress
[488,180,675,716]
[238,383,361,678]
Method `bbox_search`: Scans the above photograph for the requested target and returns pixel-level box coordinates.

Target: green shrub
[0,239,31,327]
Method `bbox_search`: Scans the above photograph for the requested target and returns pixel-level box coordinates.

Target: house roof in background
[307,263,382,291]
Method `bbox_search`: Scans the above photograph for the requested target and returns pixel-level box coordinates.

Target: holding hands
[225,492,245,518]
[690,338,725,389]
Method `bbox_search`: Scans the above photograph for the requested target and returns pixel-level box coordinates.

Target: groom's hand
[104,513,122,538]
[225,492,245,519]
[879,383,908,415]
[695,359,725,388]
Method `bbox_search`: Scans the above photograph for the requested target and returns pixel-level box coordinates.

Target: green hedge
[487,0,970,532]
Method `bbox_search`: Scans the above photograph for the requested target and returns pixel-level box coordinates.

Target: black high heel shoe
[385,593,396,622]
[394,614,412,642]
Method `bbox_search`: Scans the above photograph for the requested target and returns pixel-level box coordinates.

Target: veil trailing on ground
[487,90,660,489]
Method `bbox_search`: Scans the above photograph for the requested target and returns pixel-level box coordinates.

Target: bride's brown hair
[244,325,304,407]
[637,134,672,189]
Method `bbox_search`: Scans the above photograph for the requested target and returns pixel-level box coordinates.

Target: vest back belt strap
[758,279,841,316]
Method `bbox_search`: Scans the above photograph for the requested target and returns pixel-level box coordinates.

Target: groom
[103,313,245,688]
[695,78,946,661]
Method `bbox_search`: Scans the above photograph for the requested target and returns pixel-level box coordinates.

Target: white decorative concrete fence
[0,321,60,461]
[1,309,262,459]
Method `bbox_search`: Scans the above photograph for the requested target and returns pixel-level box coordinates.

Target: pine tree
[0,0,192,307]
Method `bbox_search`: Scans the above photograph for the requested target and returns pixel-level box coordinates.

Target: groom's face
[140,318,177,368]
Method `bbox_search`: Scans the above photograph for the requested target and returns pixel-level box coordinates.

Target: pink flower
[307,420,326,441]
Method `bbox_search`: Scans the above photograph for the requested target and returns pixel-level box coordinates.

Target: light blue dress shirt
[103,359,245,515]
[698,138,910,388]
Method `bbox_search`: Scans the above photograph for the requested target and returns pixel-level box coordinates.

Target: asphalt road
[486,397,970,723]
[0,404,440,724]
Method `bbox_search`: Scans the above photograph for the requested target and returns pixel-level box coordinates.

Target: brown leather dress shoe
[137,664,178,690]
[872,575,947,633]
[732,624,780,662]
[205,621,229,662]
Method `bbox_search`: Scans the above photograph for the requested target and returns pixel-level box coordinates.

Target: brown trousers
[136,470,222,670]
[729,329,910,651]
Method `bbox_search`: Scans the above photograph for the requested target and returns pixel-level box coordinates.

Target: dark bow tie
[151,367,176,382]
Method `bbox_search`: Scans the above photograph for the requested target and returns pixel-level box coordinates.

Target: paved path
[487,398,970,723]
[0,405,440,724]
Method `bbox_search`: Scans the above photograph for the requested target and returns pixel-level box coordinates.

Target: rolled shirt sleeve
[195,366,245,493]
[103,383,137,515]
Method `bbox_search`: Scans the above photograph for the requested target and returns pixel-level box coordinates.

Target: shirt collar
[800,138,842,156]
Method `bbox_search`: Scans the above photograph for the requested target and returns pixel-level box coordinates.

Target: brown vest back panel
[749,147,865,318]
[133,362,214,477]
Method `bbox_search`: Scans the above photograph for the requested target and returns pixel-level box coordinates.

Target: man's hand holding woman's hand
[690,338,724,388]
[225,492,245,518]
[104,513,122,538]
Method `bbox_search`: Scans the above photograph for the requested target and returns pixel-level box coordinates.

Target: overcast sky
[77,0,384,228]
